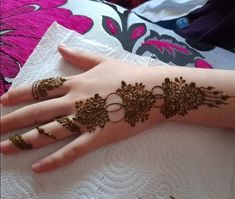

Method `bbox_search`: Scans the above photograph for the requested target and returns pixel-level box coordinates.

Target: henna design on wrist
[152,77,230,118]
[71,77,231,132]
[32,77,66,99]
[9,134,32,150]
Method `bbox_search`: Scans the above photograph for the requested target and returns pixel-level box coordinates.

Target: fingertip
[1,93,9,105]
[58,45,70,55]
[57,44,104,71]
[58,45,74,63]
[0,140,11,153]
[32,162,43,173]
[32,162,54,173]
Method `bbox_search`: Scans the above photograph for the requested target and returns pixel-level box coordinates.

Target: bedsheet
[133,0,208,21]
[1,0,235,96]
[1,22,235,199]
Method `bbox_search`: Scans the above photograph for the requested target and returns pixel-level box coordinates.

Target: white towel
[1,23,235,199]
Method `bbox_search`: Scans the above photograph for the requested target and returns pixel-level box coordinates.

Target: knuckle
[62,79,72,91]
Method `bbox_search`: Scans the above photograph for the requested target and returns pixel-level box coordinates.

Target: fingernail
[58,44,67,49]
[1,93,8,104]
[32,163,42,172]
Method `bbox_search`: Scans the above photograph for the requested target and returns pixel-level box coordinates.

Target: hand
[0,46,159,173]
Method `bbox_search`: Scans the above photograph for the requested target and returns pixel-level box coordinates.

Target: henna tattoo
[36,127,56,139]
[9,134,32,150]
[55,116,81,134]
[154,77,230,118]
[72,77,231,132]
[73,94,110,131]
[116,81,156,126]
[32,77,66,99]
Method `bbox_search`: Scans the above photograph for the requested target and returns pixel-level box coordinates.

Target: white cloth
[1,23,235,199]
[133,0,208,21]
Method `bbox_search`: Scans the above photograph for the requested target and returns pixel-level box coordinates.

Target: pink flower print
[105,17,120,35]
[136,30,213,67]
[1,0,93,96]
[142,39,191,57]
[131,25,146,40]
[194,58,213,69]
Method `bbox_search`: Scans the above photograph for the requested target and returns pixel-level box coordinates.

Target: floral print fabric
[0,0,93,95]
[1,0,231,97]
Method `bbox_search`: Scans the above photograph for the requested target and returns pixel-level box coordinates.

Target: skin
[1,45,235,173]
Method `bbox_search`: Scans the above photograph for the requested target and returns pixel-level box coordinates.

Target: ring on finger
[32,77,66,100]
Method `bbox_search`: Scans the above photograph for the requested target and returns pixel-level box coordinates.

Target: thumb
[58,45,105,71]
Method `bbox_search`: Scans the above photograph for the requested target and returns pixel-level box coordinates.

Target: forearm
[139,66,235,128]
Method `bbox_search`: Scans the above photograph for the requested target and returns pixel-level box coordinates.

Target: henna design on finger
[55,116,81,134]
[73,77,231,132]
[9,134,32,150]
[36,127,57,140]
[32,77,66,100]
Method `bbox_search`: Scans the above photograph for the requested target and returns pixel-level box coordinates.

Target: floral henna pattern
[116,81,156,126]
[154,77,230,118]
[71,78,231,132]
[73,94,110,131]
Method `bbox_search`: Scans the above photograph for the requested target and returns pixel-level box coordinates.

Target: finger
[1,77,70,106]
[31,127,105,173]
[58,45,106,71]
[1,98,72,133]
[0,118,81,154]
